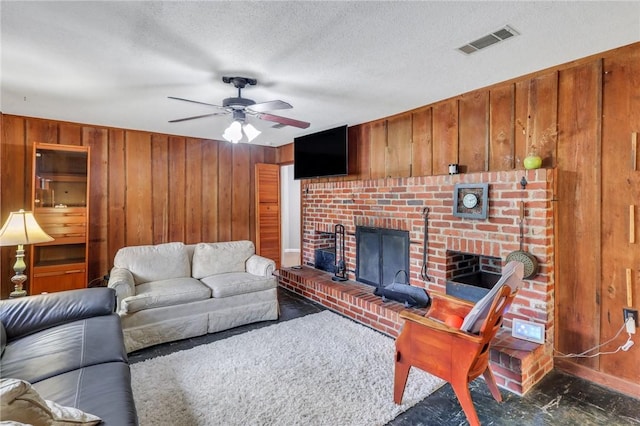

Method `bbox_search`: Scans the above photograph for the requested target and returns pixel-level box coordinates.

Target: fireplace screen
[355,227,409,287]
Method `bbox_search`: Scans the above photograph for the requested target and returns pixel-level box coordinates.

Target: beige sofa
[107,240,278,353]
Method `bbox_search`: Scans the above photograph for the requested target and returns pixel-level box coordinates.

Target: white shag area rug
[131,311,444,426]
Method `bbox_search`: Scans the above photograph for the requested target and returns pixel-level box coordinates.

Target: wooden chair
[394,285,517,426]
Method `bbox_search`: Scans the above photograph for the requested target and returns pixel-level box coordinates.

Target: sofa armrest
[0,288,116,341]
[246,254,276,277]
[108,267,135,313]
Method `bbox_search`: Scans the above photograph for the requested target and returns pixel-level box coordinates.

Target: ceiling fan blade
[168,96,225,109]
[169,112,227,123]
[246,100,292,113]
[257,113,310,129]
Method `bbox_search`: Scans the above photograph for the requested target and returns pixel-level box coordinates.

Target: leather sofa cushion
[200,272,277,298]
[1,378,101,425]
[1,321,6,357]
[192,241,255,279]
[114,242,190,284]
[1,315,127,384]
[1,288,116,341]
[121,277,211,314]
[32,362,138,426]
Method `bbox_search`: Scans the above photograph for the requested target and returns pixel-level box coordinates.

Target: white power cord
[554,317,635,358]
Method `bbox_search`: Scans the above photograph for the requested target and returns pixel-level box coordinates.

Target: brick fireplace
[279,169,555,394]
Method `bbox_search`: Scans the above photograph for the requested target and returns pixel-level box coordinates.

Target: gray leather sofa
[0,288,138,425]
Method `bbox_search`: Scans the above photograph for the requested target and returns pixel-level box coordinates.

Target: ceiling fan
[169,76,310,143]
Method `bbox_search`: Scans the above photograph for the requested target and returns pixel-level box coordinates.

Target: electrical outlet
[623,308,638,334]
[512,319,545,344]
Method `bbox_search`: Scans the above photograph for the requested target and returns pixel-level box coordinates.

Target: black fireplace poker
[332,224,348,282]
[420,207,433,282]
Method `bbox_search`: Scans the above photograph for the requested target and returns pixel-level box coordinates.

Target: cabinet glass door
[35,148,88,208]
[31,143,90,295]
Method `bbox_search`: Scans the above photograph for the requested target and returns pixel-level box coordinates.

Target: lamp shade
[243,123,262,142]
[0,209,54,246]
[222,120,243,144]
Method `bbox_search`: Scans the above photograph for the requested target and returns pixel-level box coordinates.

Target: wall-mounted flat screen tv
[294,125,348,180]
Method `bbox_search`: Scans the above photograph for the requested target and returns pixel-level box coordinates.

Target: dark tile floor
[129,288,640,425]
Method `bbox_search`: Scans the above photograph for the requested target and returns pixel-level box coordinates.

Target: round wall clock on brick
[453,183,489,219]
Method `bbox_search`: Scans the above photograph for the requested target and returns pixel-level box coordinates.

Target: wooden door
[255,163,281,269]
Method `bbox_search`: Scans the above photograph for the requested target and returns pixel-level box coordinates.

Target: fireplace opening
[356,227,409,287]
[314,247,336,273]
[446,251,502,302]
[313,231,336,273]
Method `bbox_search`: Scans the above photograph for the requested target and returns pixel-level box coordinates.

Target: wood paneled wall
[278,42,640,394]
[0,117,277,298]
[278,78,561,178]
[1,41,638,394]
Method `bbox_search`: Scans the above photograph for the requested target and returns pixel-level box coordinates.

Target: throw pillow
[0,378,101,426]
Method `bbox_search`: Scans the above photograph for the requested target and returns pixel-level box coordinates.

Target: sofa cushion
[1,288,116,341]
[1,315,127,385]
[114,242,190,284]
[0,378,101,425]
[31,362,137,426]
[191,241,255,279]
[121,277,211,314]
[200,272,277,298]
[1,321,6,357]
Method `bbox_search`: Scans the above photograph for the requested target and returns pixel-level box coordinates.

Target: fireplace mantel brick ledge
[287,169,555,395]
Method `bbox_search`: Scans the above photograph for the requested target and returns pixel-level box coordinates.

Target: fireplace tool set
[420,207,433,282]
[332,224,348,282]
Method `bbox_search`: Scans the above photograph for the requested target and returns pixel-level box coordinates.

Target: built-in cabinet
[30,142,90,294]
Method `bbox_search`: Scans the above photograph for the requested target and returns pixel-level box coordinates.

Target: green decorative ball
[524,155,542,170]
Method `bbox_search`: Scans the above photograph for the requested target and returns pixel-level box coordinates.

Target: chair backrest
[477,284,516,337]
[460,261,524,334]
[467,284,517,380]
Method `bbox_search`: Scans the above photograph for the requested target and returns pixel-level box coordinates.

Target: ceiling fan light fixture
[243,123,261,142]
[223,120,243,143]
[169,76,311,141]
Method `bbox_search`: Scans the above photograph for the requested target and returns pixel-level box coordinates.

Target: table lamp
[0,209,54,297]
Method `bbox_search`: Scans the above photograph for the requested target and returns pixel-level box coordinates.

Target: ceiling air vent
[458,25,519,55]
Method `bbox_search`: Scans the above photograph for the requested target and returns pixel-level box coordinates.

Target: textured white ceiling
[2,1,639,146]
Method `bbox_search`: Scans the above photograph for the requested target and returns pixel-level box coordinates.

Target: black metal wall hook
[520,176,528,190]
